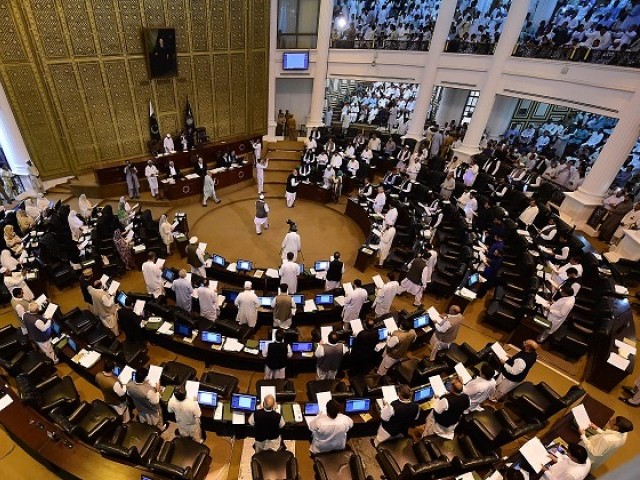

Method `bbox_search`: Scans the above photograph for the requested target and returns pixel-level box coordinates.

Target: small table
[355,246,376,272]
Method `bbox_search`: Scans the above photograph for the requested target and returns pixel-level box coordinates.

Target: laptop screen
[413,386,434,403]
[467,273,480,287]
[115,291,128,308]
[291,342,313,353]
[197,391,218,408]
[201,331,222,344]
[291,294,305,306]
[231,393,257,412]
[315,294,333,305]
[304,403,319,416]
[259,340,271,351]
[413,314,429,328]
[68,337,78,352]
[174,322,192,338]
[314,261,330,271]
[378,327,388,341]
[348,336,355,347]
[213,254,225,266]
[237,260,253,271]
[345,398,371,414]
[258,296,273,307]
[162,268,176,282]
[52,322,62,336]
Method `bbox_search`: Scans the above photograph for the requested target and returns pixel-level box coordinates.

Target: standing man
[10,287,30,334]
[27,160,45,194]
[249,394,285,452]
[315,332,347,380]
[271,285,296,329]
[429,305,464,361]
[373,272,400,317]
[579,416,633,470]
[278,253,299,294]
[186,236,206,278]
[375,384,420,446]
[172,269,194,313]
[163,133,175,153]
[193,156,207,177]
[349,318,379,374]
[377,319,416,376]
[88,281,119,336]
[423,378,469,439]
[168,385,203,443]
[341,278,368,330]
[491,339,539,401]
[145,160,160,198]
[142,252,164,299]
[127,367,164,428]
[117,296,145,344]
[373,186,386,214]
[254,194,270,235]
[198,279,220,322]
[256,158,268,194]
[96,359,130,421]
[286,113,297,141]
[235,281,259,328]
[285,169,299,208]
[325,251,344,291]
[537,286,575,343]
[124,160,140,199]
[23,302,57,363]
[463,363,496,412]
[398,252,430,307]
[308,400,353,454]
[263,329,292,379]
[377,225,396,267]
[281,223,301,261]
[202,172,221,206]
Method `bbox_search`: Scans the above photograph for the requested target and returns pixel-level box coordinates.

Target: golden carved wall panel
[0,0,268,178]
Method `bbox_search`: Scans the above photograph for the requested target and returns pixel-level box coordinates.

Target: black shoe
[622,386,636,396]
[619,397,639,407]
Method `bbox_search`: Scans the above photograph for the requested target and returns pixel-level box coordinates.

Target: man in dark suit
[166,160,182,180]
[349,318,379,374]
[193,156,208,177]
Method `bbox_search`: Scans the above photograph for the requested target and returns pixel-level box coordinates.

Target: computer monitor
[291,294,304,306]
[52,322,62,336]
[467,272,480,287]
[314,260,330,272]
[212,254,225,267]
[231,393,257,412]
[291,342,313,353]
[413,386,434,403]
[161,268,176,282]
[174,322,193,338]
[258,296,273,307]
[378,327,388,341]
[236,260,253,271]
[345,398,371,414]
[223,290,240,302]
[259,340,271,352]
[298,263,304,275]
[348,336,355,347]
[197,390,218,408]
[68,337,78,352]
[315,294,334,306]
[113,365,122,376]
[413,314,429,329]
[200,331,222,344]
[116,291,128,308]
[304,403,320,416]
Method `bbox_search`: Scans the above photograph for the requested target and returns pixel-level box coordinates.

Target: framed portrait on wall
[143,28,178,79]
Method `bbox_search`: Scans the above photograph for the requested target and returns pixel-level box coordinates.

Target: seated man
[542,442,590,480]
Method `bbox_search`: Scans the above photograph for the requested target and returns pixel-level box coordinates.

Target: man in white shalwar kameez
[145,160,160,198]
[342,279,368,330]
[142,252,164,298]
[377,226,396,266]
[373,187,386,214]
[198,279,219,321]
[163,133,175,153]
[255,158,268,194]
[278,252,300,294]
[172,269,194,313]
[235,281,259,328]
[202,172,220,206]
[374,273,400,317]
[281,226,301,262]
[398,251,433,306]
[254,194,270,234]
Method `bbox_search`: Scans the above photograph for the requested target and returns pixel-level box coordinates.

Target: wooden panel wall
[0,0,269,178]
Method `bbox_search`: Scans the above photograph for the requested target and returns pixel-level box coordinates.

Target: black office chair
[252,450,300,480]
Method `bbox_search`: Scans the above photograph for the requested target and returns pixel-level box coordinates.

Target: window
[461,90,480,124]
[278,0,320,49]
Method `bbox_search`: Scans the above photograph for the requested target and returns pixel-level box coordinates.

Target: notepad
[343,282,354,296]
[316,391,332,413]
[118,365,135,384]
[350,319,363,336]
[232,412,245,425]
[491,342,509,362]
[185,380,200,400]
[427,306,442,324]
[43,303,58,320]
[383,317,398,334]
[134,300,145,316]
[147,365,163,386]
[320,326,333,343]
[454,363,473,384]
[108,280,120,295]
[428,375,447,398]
[253,270,264,278]
[519,437,550,473]
[372,275,385,289]
[572,404,591,430]
[304,299,317,313]
[382,385,398,404]
[223,338,244,352]
[0,393,13,412]
[265,268,279,279]
[607,352,630,370]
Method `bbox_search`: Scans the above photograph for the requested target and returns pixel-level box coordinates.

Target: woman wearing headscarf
[67,209,84,241]
[96,205,120,240]
[113,229,136,270]
[3,225,23,255]
[117,196,131,226]
[78,194,94,219]
[16,209,35,233]
[159,214,174,254]
[1,249,19,272]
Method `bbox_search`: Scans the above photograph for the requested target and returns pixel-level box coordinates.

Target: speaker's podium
[355,245,376,272]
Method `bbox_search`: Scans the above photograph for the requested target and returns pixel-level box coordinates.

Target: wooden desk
[508,315,547,347]
[297,182,332,203]
[204,264,324,291]
[345,198,372,237]
[160,163,253,200]
[610,229,640,261]
[355,247,376,272]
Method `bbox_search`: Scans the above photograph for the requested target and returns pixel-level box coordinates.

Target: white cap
[189,236,198,244]
[244,281,252,289]
[259,194,265,200]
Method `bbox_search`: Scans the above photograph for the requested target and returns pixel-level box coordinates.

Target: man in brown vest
[271,283,296,329]
[315,332,347,380]
[95,359,130,421]
[186,236,205,277]
[377,319,417,375]
[429,305,463,361]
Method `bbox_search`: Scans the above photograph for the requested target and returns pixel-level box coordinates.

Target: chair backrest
[251,450,298,480]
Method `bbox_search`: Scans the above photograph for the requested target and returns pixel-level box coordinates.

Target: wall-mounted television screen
[282,51,309,71]
[144,28,178,79]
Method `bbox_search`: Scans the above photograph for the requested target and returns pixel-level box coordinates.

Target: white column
[485,95,519,139]
[561,88,640,234]
[434,88,469,128]
[305,0,333,131]
[265,0,279,140]
[0,81,30,175]
[454,0,532,161]
[405,0,458,141]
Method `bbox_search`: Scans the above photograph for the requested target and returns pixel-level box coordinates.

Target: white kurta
[159,221,173,249]
[281,232,301,261]
[142,261,164,297]
[235,290,259,327]
[198,286,219,321]
[546,295,576,334]
[278,261,299,294]
[172,278,194,312]
[374,280,399,316]
[378,227,396,266]
[342,287,368,323]
[256,160,268,193]
[373,192,386,213]
[145,165,159,195]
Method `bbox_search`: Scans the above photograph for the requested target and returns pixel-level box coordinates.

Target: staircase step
[266,140,304,152]
[266,150,303,161]
[263,171,291,183]
[266,159,302,171]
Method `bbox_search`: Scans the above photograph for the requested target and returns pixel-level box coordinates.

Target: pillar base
[559,191,603,236]
[452,144,481,163]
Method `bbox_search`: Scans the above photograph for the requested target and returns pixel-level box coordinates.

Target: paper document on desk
[316,391,332,413]
[571,404,591,430]
[43,303,58,320]
[260,386,276,404]
[350,319,363,336]
[223,338,244,352]
[334,295,345,307]
[304,299,317,313]
[320,326,333,343]
[383,317,398,334]
[0,393,13,412]
[157,322,174,335]
[185,173,200,180]
[134,300,145,316]
[147,365,163,386]
[108,280,120,295]
[615,339,637,358]
[534,294,550,307]
[155,258,165,268]
[232,412,245,425]
[454,363,473,384]
[614,285,629,295]
[265,268,279,279]
[186,381,200,400]
[343,282,354,296]
[491,342,509,362]
[429,375,447,398]
[226,262,237,272]
[253,270,264,279]
[118,365,135,384]
[79,350,101,368]
[427,306,442,324]
[607,352,630,370]
[458,287,477,300]
[35,294,47,307]
[519,437,550,473]
[382,385,398,404]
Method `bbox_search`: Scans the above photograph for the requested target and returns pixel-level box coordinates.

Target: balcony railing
[444,40,497,55]
[329,38,430,52]
[513,44,640,68]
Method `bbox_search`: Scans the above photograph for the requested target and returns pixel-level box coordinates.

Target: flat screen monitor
[259,340,271,352]
[348,336,355,347]
[213,254,225,267]
[314,261,330,272]
[282,51,309,70]
[467,272,480,287]
[161,268,176,282]
[291,294,305,306]
[231,393,257,412]
[197,390,218,408]
[68,337,78,352]
[378,327,388,341]
[413,314,429,329]
[223,290,239,302]
[52,322,62,336]
[298,264,304,275]
[315,294,334,306]
[258,296,273,307]
[174,322,193,338]
[345,398,371,414]
[413,386,434,403]
[304,403,320,416]
[200,331,222,344]
[116,291,128,308]
[237,260,253,271]
[291,342,313,353]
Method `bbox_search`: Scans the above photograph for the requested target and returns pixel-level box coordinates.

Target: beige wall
[0,0,269,179]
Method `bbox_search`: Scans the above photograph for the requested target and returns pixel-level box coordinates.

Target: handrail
[513,43,640,68]
[329,38,430,51]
